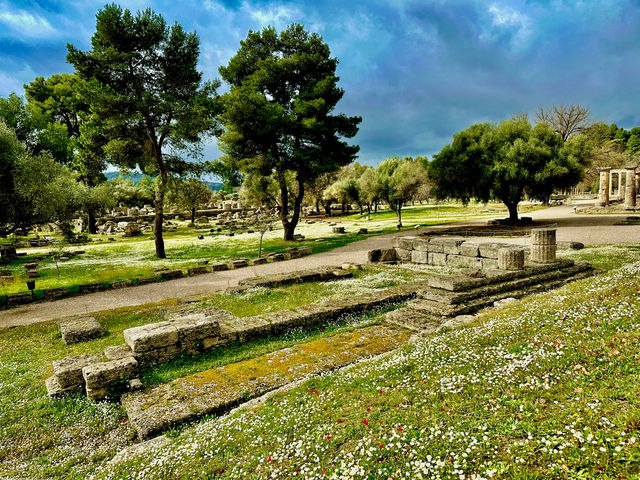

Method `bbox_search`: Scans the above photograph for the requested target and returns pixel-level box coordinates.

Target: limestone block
[379,248,397,262]
[459,242,479,257]
[86,386,109,401]
[83,357,138,389]
[53,354,104,388]
[46,375,84,398]
[223,316,271,342]
[446,254,483,270]
[412,237,430,251]
[230,259,248,269]
[129,378,144,391]
[203,336,225,350]
[6,292,32,306]
[110,280,132,289]
[357,228,368,234]
[531,228,556,246]
[104,344,133,361]
[497,248,525,271]
[124,322,179,353]
[135,345,181,366]
[267,254,285,262]
[160,270,183,280]
[59,316,104,345]
[187,266,209,276]
[557,241,584,251]
[428,252,448,266]
[427,239,444,253]
[252,257,267,265]
[478,243,501,259]
[260,310,307,333]
[79,283,103,294]
[396,236,419,250]
[441,238,465,255]
[482,258,499,270]
[395,248,412,262]
[332,226,346,233]
[411,250,429,264]
[368,249,381,262]
[169,314,220,347]
[136,276,158,285]
[530,244,557,263]
[298,245,312,256]
[210,262,229,271]
[44,287,68,300]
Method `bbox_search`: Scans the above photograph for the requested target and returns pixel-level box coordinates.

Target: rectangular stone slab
[83,356,138,389]
[124,322,179,353]
[59,316,104,345]
[53,353,104,388]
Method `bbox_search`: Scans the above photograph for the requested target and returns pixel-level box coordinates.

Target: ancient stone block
[368,249,381,262]
[251,257,267,265]
[86,386,109,401]
[427,238,444,253]
[459,242,479,257]
[446,255,483,270]
[44,287,68,300]
[187,266,209,276]
[298,245,312,256]
[53,354,104,388]
[46,375,83,398]
[358,228,368,234]
[160,270,183,280]
[129,378,144,391]
[124,223,142,237]
[230,259,248,269]
[109,280,132,289]
[557,241,584,251]
[59,316,104,345]
[124,322,179,353]
[395,248,412,261]
[498,248,525,270]
[79,283,103,294]
[135,345,181,366]
[441,238,465,255]
[203,336,225,350]
[412,237,430,251]
[222,316,271,342]
[411,250,429,264]
[169,314,220,353]
[379,248,397,262]
[6,292,32,306]
[396,236,419,250]
[482,258,499,270]
[530,244,557,263]
[332,226,346,233]
[104,344,133,361]
[210,262,229,271]
[478,243,501,259]
[267,254,285,262]
[83,357,138,389]
[428,252,448,266]
[531,228,556,246]
[136,276,158,285]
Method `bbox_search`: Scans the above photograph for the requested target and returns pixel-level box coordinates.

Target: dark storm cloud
[1,0,640,164]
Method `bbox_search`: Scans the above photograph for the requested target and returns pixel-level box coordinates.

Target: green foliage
[430,119,586,221]
[167,176,212,223]
[110,174,156,207]
[375,157,428,225]
[218,24,361,240]
[67,4,220,257]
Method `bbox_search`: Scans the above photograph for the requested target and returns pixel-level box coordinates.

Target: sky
[1,0,640,166]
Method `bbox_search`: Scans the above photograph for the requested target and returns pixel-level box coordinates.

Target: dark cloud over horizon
[1,0,639,165]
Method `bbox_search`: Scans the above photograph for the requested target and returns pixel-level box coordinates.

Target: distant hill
[104,171,223,191]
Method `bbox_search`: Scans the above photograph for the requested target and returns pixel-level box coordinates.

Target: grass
[0,202,540,296]
[2,245,638,479]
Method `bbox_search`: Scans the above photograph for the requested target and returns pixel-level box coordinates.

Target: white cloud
[0,63,36,96]
[242,2,301,28]
[483,4,533,51]
[0,6,58,39]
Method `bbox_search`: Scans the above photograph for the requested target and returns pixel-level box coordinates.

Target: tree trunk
[191,208,196,225]
[87,209,97,235]
[506,202,519,223]
[153,164,167,259]
[397,201,403,228]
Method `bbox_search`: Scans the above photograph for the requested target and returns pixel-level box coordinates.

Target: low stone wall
[46,282,420,401]
[238,266,352,288]
[2,246,314,310]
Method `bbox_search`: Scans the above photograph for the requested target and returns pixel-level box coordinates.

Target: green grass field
[0,202,525,296]
[1,246,639,479]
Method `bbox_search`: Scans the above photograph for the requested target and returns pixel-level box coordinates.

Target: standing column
[530,228,557,263]
[597,167,611,206]
[625,167,637,209]
[620,170,626,199]
[609,171,614,196]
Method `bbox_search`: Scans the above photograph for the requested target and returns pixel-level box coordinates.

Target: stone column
[620,170,626,199]
[597,167,611,207]
[625,167,637,209]
[530,228,557,263]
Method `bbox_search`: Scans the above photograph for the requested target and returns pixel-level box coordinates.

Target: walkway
[1,202,637,328]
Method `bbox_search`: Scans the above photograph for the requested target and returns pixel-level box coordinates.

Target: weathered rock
[410,250,429,264]
[6,292,32,306]
[124,223,142,237]
[52,354,104,388]
[497,248,525,270]
[46,376,84,398]
[379,248,397,262]
[530,244,557,263]
[531,228,556,245]
[160,270,183,280]
[412,237,430,251]
[210,262,229,271]
[135,345,182,366]
[230,258,248,269]
[459,242,479,257]
[44,287,68,300]
[187,266,209,276]
[441,237,465,255]
[109,280,132,289]
[169,314,220,354]
[124,322,179,353]
[59,316,104,345]
[428,252,448,266]
[79,282,103,294]
[396,248,412,261]
[104,344,133,361]
[82,357,138,390]
[332,226,346,233]
[367,249,382,262]
[447,255,483,270]
[251,257,267,265]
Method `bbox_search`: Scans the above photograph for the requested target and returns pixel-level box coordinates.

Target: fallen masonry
[238,266,353,288]
[122,323,412,440]
[46,282,422,400]
[59,316,105,345]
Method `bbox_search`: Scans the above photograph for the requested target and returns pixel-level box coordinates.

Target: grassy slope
[0,202,528,295]
[99,247,640,480]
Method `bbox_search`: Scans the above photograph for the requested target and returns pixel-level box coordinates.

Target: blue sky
[1,0,640,165]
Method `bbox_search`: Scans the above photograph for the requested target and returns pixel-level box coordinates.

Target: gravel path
[1,202,638,328]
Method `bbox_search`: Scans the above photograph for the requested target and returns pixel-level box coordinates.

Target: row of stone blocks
[46,282,421,401]
[4,246,314,308]
[369,236,528,271]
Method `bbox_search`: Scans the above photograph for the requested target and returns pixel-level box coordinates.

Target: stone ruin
[596,166,639,209]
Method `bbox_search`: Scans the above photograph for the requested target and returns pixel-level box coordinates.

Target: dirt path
[1,202,637,328]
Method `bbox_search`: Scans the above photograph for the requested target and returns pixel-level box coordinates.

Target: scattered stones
[124,223,142,237]
[332,226,346,234]
[59,316,105,345]
[49,353,104,394]
[239,267,352,289]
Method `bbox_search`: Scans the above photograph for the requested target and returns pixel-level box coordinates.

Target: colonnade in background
[597,166,639,208]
